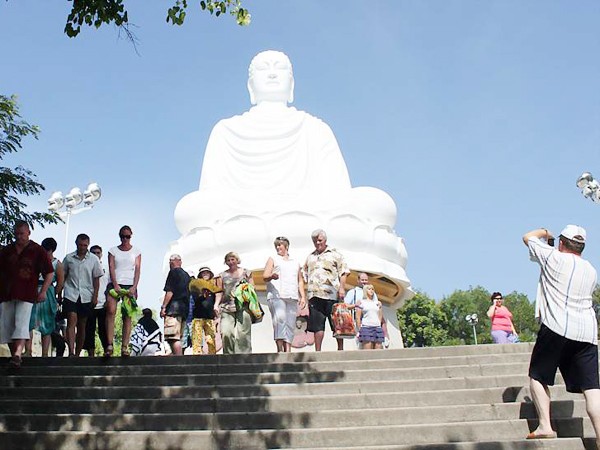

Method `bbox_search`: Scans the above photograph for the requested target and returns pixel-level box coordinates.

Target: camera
[547,237,555,247]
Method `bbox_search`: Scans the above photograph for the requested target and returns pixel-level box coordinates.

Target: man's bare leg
[314,330,324,351]
[529,377,555,435]
[66,312,77,356]
[75,316,88,356]
[583,389,600,449]
[169,339,182,356]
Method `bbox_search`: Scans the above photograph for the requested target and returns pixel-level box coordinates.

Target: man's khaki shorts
[164,315,184,340]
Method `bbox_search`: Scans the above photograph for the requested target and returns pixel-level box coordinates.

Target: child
[188,267,222,355]
[355,284,384,350]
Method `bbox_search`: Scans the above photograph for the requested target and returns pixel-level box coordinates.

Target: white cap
[560,225,586,243]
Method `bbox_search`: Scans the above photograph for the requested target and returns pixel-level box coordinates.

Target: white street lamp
[577,172,600,203]
[465,313,479,345]
[47,182,102,256]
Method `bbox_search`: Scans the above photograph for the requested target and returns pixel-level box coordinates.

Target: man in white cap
[523,225,600,443]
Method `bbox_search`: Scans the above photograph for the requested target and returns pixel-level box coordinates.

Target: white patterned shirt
[528,237,598,344]
[304,247,349,300]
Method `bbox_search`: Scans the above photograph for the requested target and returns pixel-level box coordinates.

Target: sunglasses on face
[119,234,132,239]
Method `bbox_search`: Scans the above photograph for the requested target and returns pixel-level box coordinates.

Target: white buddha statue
[169,50,413,309]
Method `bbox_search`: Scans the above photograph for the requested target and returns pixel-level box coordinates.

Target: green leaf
[0,95,60,244]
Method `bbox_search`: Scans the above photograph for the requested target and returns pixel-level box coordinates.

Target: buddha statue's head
[248,50,294,105]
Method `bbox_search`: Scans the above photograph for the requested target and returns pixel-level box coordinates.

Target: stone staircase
[0,343,597,449]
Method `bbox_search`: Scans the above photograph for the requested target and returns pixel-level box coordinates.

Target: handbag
[250,302,265,324]
[507,332,520,343]
[164,315,180,335]
[332,302,357,338]
[234,280,264,324]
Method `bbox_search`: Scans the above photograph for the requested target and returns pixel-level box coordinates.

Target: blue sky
[2,1,599,309]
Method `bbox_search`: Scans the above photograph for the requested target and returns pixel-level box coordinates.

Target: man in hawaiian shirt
[304,229,349,351]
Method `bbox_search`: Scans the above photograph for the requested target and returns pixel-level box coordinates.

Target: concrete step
[302,440,589,450]
[1,371,539,391]
[12,343,536,367]
[0,361,533,385]
[1,352,533,376]
[0,385,583,414]
[0,418,595,449]
[0,342,594,449]
[0,400,588,432]
[0,374,538,398]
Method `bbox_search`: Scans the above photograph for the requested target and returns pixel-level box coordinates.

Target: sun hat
[197,266,215,278]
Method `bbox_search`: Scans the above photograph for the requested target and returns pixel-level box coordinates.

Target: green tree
[64,0,250,39]
[0,95,58,245]
[398,292,449,347]
[503,291,537,342]
[439,286,492,345]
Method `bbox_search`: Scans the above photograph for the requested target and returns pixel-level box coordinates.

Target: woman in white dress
[263,237,306,352]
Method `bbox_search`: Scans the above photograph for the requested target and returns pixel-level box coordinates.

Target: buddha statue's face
[248,51,294,105]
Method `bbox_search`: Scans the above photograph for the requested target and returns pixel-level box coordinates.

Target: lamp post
[576,172,600,203]
[465,314,479,345]
[47,182,102,256]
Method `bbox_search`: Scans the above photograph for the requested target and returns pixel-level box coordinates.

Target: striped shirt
[528,237,598,344]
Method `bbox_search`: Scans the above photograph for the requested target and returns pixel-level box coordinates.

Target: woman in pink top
[487,292,518,344]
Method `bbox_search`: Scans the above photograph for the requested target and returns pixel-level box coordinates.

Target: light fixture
[64,187,83,209]
[47,191,65,212]
[577,172,600,203]
[465,313,479,345]
[47,182,102,256]
[83,182,102,206]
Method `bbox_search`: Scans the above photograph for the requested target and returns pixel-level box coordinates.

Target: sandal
[121,348,130,357]
[8,355,21,369]
[104,344,113,358]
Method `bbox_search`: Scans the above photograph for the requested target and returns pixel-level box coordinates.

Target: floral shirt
[219,268,251,313]
[303,247,349,301]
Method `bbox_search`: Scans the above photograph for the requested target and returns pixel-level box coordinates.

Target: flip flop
[526,431,557,439]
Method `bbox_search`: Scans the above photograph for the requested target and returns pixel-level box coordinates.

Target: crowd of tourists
[0,221,140,366]
[0,223,389,365]
[160,229,389,356]
[2,219,600,447]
